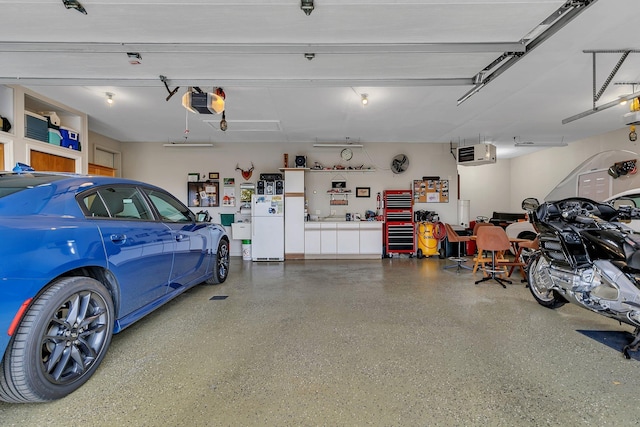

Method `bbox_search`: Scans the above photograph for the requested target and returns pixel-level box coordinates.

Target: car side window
[144,189,193,223]
[83,187,152,220]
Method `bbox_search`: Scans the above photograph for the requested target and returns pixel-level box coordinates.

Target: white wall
[458,158,512,221]
[118,126,640,228]
[457,127,640,220]
[120,141,462,224]
[509,127,640,210]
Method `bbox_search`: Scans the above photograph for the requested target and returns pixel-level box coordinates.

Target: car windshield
[0,173,68,198]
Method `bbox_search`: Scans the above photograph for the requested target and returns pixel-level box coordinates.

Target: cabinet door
[285,195,305,255]
[337,223,359,254]
[304,225,321,254]
[360,223,383,255]
[320,223,337,254]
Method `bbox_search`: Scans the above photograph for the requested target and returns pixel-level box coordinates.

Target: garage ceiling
[1,0,639,158]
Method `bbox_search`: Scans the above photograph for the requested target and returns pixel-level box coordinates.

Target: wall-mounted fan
[390,154,409,174]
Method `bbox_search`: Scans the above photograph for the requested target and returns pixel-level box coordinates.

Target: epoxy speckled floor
[2,257,640,426]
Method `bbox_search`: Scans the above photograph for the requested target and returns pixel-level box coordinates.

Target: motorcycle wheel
[527,253,566,309]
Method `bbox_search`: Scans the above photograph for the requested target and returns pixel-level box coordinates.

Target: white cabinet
[320,222,337,254]
[282,168,307,260]
[304,222,321,254]
[231,222,251,240]
[337,222,360,254]
[304,221,382,259]
[359,222,383,255]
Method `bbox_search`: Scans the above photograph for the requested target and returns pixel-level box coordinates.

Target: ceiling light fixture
[62,0,87,14]
[361,94,369,106]
[300,0,314,16]
[514,141,568,147]
[105,92,114,105]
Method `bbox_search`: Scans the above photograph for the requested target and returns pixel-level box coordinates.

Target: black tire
[527,254,566,309]
[438,247,446,259]
[0,277,114,403]
[417,249,423,259]
[207,238,229,285]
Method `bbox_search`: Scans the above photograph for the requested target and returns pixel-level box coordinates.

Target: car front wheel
[0,276,114,403]
[207,238,229,285]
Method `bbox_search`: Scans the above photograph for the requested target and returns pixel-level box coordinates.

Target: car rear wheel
[207,238,229,285]
[0,276,113,403]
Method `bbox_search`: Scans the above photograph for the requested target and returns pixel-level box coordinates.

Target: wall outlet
[315,210,321,215]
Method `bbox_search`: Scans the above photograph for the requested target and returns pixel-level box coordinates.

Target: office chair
[443,223,472,272]
[474,225,512,288]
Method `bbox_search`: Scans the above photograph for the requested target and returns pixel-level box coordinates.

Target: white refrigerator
[251,194,285,261]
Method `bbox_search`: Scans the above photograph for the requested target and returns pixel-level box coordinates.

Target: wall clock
[390,154,409,174]
[341,148,353,161]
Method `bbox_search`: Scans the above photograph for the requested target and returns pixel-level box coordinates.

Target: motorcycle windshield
[545,150,640,202]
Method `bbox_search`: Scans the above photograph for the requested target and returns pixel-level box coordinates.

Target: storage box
[60,126,80,150]
[25,111,48,142]
[220,213,235,226]
[47,129,62,146]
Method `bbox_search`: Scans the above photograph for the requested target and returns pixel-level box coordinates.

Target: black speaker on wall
[256,180,265,194]
[295,155,306,168]
[275,180,284,195]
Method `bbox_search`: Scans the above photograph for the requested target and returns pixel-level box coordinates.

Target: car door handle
[110,233,126,244]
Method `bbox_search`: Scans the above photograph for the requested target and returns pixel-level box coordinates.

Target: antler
[236,162,255,180]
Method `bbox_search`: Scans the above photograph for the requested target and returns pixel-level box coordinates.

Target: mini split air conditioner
[457,143,497,166]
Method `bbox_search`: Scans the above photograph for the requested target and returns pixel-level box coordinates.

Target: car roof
[0,172,156,190]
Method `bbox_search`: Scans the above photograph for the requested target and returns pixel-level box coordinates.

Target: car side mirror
[522,198,540,211]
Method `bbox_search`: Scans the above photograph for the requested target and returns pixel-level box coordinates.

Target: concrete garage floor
[2,257,640,426]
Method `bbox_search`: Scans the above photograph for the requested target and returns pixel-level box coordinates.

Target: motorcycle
[522,196,640,358]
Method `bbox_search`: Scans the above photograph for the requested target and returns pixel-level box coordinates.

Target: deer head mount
[235,162,255,180]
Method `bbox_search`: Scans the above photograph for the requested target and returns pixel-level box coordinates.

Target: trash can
[242,240,252,261]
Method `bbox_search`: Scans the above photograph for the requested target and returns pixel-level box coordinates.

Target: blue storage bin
[48,129,62,145]
[60,126,80,150]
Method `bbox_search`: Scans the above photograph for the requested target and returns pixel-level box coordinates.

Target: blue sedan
[0,172,230,403]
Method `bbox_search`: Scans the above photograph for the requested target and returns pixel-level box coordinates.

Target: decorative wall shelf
[308,168,376,173]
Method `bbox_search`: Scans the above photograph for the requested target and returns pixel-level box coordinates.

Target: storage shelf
[309,168,376,173]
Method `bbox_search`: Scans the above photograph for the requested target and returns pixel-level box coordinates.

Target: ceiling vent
[457,143,497,166]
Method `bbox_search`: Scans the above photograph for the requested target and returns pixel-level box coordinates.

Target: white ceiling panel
[0,0,637,157]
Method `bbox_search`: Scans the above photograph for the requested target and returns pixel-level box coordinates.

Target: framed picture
[356,187,370,198]
[188,173,200,182]
[208,172,220,180]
